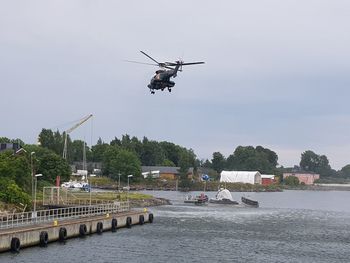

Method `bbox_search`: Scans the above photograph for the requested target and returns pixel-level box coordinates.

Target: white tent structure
[220,171,262,184]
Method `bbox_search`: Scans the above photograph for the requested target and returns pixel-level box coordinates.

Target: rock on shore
[129,197,171,208]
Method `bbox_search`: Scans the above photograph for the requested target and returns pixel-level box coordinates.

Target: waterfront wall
[0,210,152,253]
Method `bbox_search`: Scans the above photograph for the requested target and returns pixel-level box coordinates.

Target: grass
[89,176,116,187]
[69,191,152,201]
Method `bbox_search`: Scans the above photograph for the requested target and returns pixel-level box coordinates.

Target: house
[261,174,275,186]
[220,171,262,184]
[141,166,193,180]
[283,172,320,185]
[0,143,21,153]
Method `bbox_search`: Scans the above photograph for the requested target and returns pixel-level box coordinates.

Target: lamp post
[30,152,35,202]
[118,173,121,191]
[127,174,133,203]
[33,173,43,217]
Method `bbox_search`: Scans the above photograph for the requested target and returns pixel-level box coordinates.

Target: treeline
[203,148,350,179]
[37,130,197,182]
[38,129,350,179]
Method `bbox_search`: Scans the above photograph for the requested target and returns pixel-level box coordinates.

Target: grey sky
[1,0,349,169]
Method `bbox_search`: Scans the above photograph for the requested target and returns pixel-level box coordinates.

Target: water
[2,190,350,263]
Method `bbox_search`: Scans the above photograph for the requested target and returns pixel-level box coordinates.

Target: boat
[184,193,208,205]
[61,181,90,192]
[209,188,239,205]
[241,197,259,207]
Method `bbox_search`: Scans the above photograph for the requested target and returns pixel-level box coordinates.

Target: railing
[0,202,130,230]
[42,186,127,206]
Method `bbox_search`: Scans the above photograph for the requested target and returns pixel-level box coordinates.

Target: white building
[142,170,160,179]
[220,171,262,184]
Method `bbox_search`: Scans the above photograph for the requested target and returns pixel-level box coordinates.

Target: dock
[0,201,153,253]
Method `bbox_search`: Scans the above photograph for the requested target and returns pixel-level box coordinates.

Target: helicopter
[126,51,204,94]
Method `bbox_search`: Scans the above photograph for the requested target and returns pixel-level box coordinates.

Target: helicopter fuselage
[147,67,179,94]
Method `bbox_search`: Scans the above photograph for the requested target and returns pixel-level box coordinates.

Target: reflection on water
[2,190,350,263]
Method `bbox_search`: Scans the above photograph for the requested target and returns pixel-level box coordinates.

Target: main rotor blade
[124,60,159,66]
[140,51,160,65]
[166,61,205,66]
[181,62,205,66]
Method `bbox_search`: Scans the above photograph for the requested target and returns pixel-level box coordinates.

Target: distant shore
[95,183,350,192]
[286,184,350,191]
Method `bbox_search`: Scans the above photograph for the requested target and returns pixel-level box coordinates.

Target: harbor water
[2,190,350,262]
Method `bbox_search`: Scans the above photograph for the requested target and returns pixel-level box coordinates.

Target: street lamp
[127,175,133,202]
[118,173,121,191]
[127,174,133,190]
[30,152,35,202]
[33,173,43,217]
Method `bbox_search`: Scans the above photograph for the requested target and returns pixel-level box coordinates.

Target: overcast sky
[1,0,349,169]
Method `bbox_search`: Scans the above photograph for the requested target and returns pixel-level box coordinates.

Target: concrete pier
[0,210,153,253]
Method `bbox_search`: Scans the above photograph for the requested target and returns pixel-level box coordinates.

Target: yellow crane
[62,114,93,160]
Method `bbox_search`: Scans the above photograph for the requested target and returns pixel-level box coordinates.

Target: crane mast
[62,114,93,160]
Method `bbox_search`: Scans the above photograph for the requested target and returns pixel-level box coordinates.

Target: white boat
[209,188,239,205]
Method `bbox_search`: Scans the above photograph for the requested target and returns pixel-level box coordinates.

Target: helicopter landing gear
[168,88,172,92]
[150,90,155,94]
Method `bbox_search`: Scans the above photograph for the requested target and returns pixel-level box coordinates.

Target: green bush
[284,176,300,186]
[0,178,31,208]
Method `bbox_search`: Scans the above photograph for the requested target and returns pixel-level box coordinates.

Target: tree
[201,159,212,168]
[226,146,278,174]
[0,137,25,145]
[159,141,182,166]
[37,151,71,183]
[110,136,121,147]
[0,150,31,192]
[300,150,333,177]
[140,137,165,166]
[110,149,141,181]
[340,165,350,177]
[0,137,11,143]
[70,140,92,162]
[25,145,71,184]
[178,151,193,188]
[101,145,119,175]
[91,141,110,162]
[102,146,141,180]
[38,129,55,152]
[211,152,226,173]
[162,159,176,167]
[256,146,278,167]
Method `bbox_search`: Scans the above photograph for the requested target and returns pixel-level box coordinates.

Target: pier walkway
[0,201,153,253]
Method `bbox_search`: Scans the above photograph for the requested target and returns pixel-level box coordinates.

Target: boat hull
[241,197,259,207]
[209,198,239,205]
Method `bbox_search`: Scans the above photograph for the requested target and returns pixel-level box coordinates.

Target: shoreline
[130,197,171,208]
[95,184,350,192]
